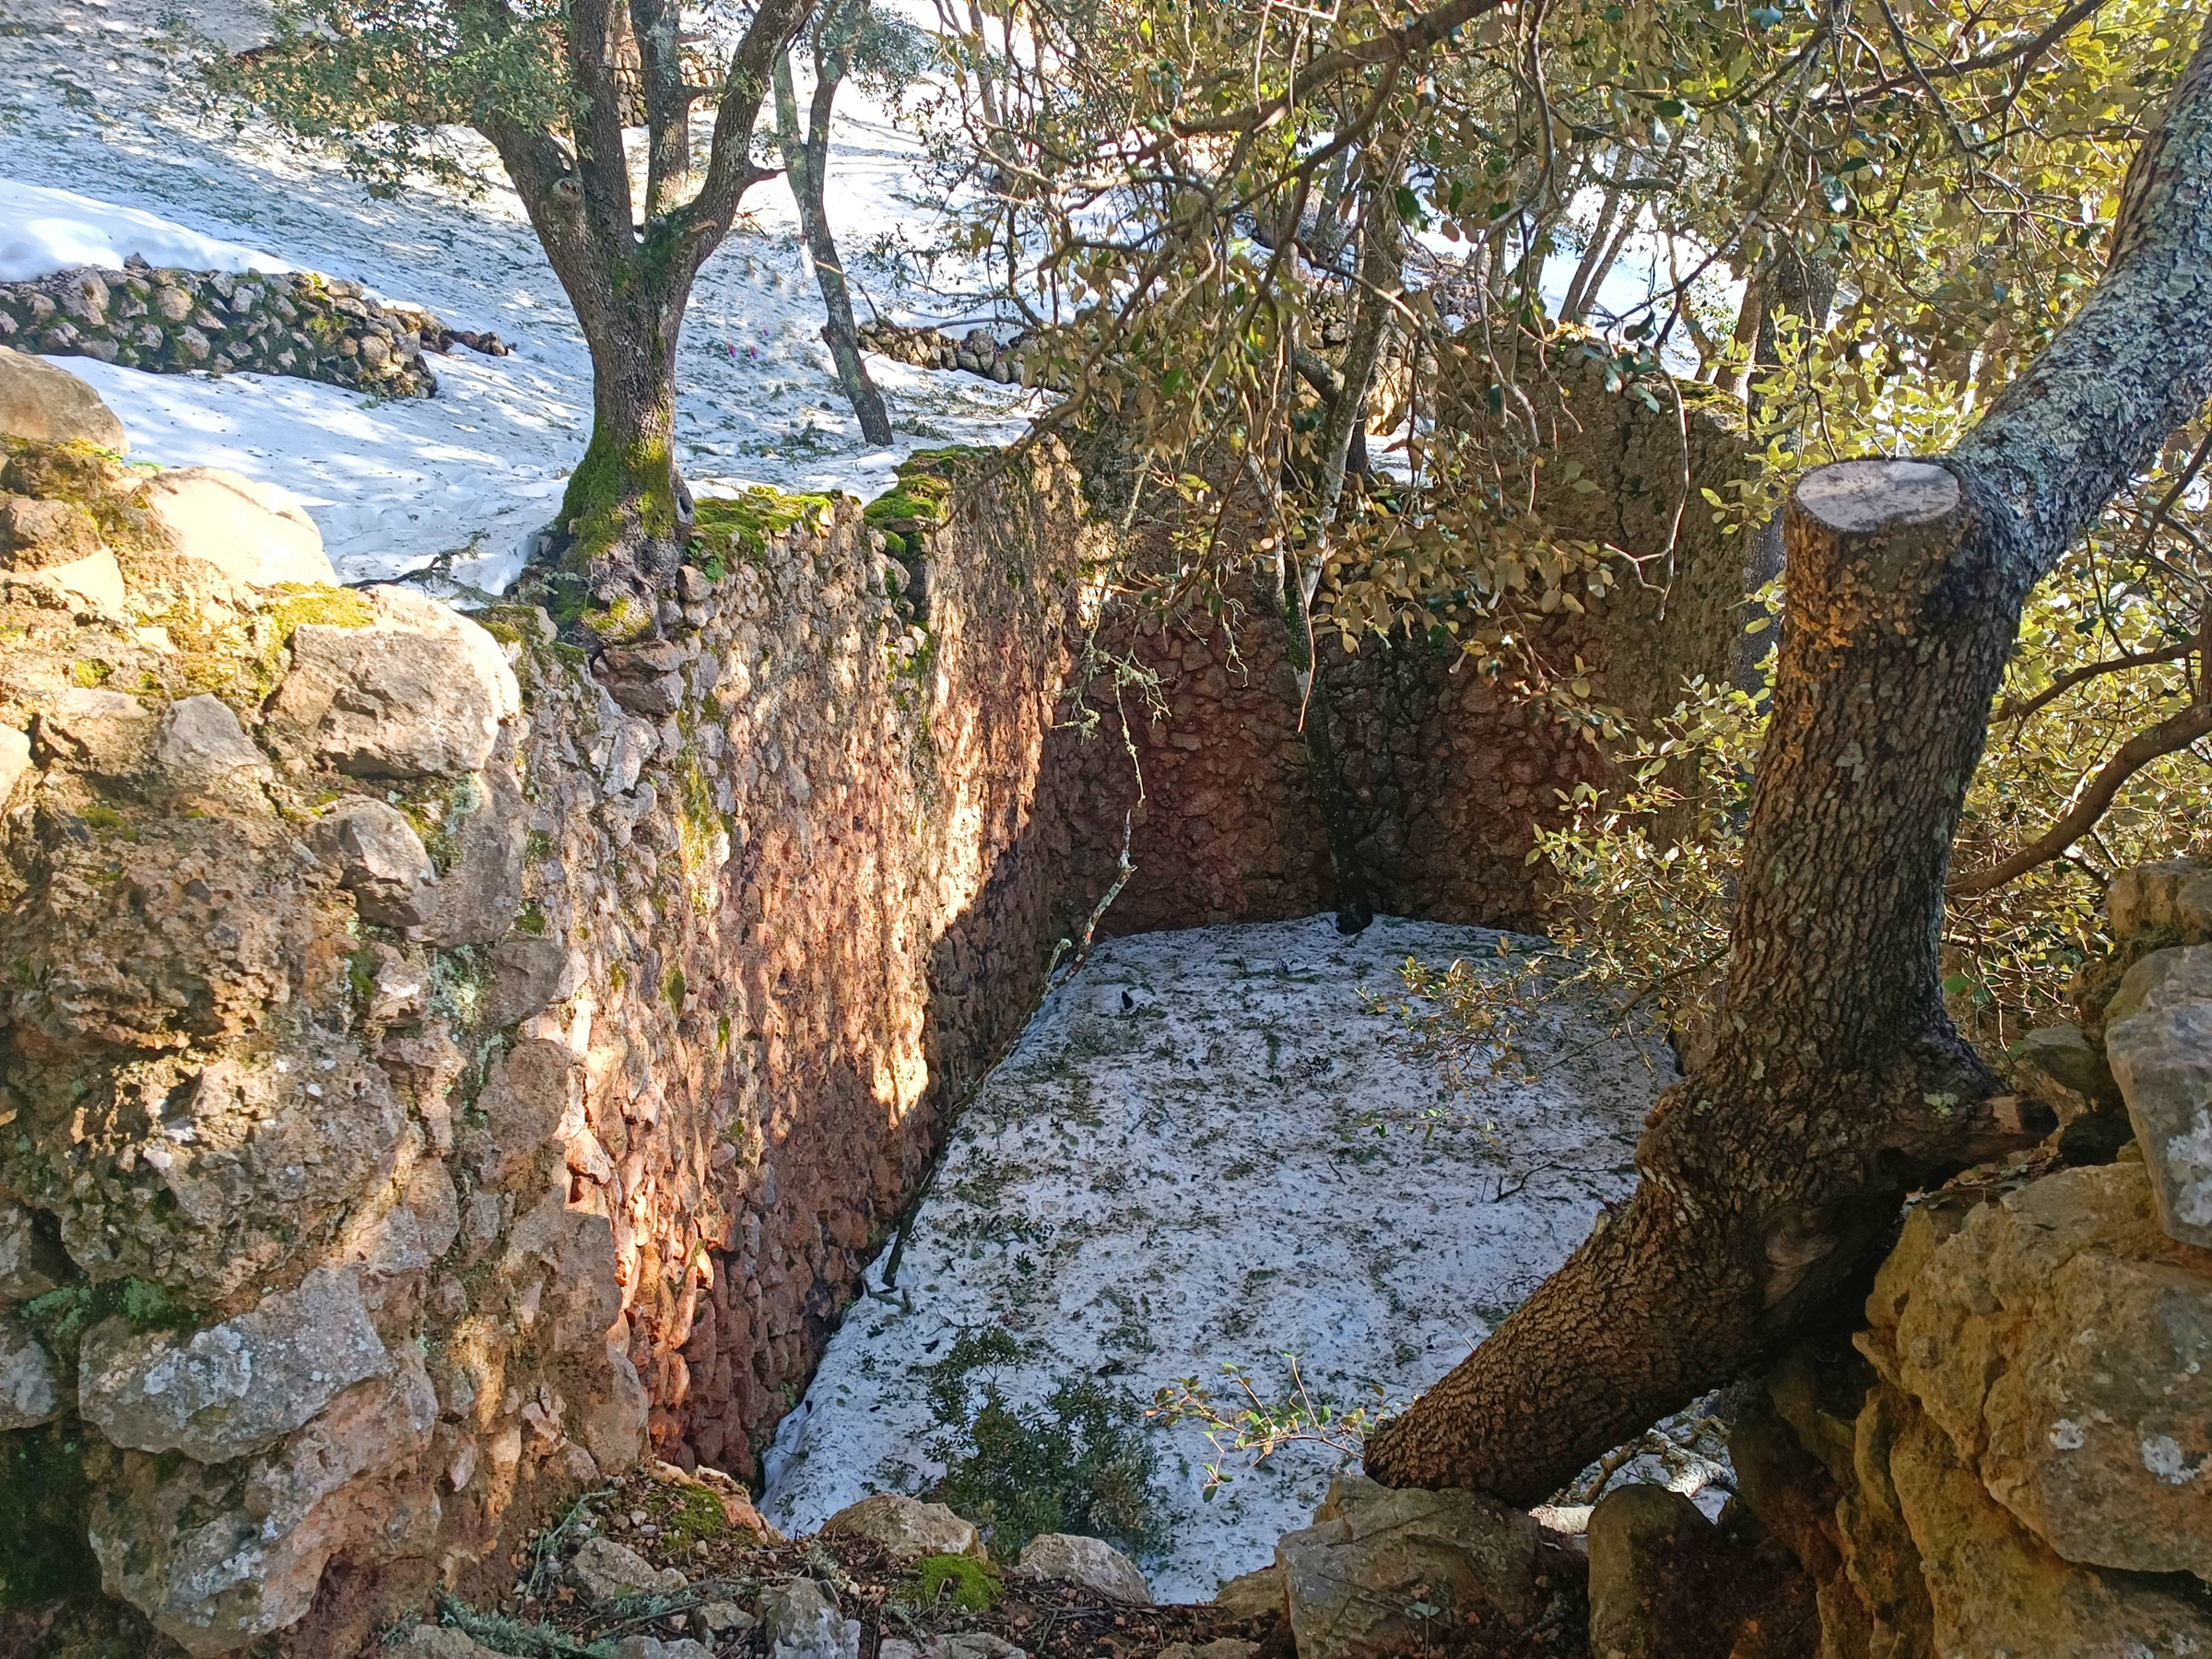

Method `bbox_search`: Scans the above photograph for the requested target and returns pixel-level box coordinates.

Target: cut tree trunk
[1363,16,2212,1504]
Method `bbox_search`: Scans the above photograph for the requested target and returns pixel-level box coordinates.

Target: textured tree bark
[1363,15,2212,1504]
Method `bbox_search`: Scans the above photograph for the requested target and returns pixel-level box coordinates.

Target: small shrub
[907,1553,1001,1611]
[924,1332,1163,1562]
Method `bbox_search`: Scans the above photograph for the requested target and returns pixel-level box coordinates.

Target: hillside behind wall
[1053,351,1755,935]
[0,412,1106,1656]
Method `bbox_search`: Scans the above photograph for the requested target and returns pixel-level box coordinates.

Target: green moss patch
[905,1553,1002,1612]
[690,487,836,566]
[641,1480,731,1551]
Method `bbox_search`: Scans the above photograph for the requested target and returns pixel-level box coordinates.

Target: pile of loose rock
[386,1479,1267,1659]
[0,258,509,399]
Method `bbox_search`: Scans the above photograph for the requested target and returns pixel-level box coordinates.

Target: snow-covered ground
[0,0,1037,587]
[761,915,1675,1601]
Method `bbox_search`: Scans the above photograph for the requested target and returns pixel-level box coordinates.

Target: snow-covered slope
[0,0,1035,587]
[761,915,1672,1601]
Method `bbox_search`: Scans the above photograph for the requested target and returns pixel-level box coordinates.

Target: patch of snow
[760,914,1672,1602]
[0,181,293,281]
[0,0,1038,586]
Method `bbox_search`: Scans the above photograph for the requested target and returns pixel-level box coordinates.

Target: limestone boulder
[1888,1401,2212,1657]
[389,1630,511,1659]
[79,1264,393,1462]
[85,1354,438,1656]
[137,466,335,588]
[151,693,270,794]
[759,1576,861,1659]
[2016,1021,2115,1106]
[0,492,124,615]
[1,544,124,615]
[0,1199,71,1304]
[597,639,688,717]
[822,1492,985,1561]
[1276,1475,1541,1659]
[2107,857,2212,944]
[0,722,28,803]
[582,1342,650,1475]
[1583,1486,1719,1659]
[1017,1533,1152,1603]
[270,585,520,779]
[34,685,155,782]
[463,1038,575,1189]
[0,1313,62,1429]
[612,1640,715,1659]
[569,1535,686,1602]
[2102,946,2212,1245]
[1209,1564,1286,1619]
[315,794,439,927]
[483,933,586,1030]
[0,345,127,450]
[1878,1161,2212,1581]
[502,1181,622,1347]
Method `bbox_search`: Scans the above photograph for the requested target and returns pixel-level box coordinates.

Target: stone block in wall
[2102,945,2212,1247]
[1871,1161,2212,1580]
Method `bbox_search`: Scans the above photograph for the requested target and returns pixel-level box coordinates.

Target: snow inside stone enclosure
[0,0,1038,588]
[762,915,1674,1602]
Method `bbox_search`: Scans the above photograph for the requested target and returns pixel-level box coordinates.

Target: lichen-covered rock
[568,1535,685,1602]
[760,1575,861,1659]
[413,760,526,946]
[315,794,439,926]
[2102,946,2212,1246]
[1874,1161,2212,1581]
[0,1312,62,1429]
[137,466,336,589]
[1276,1475,1540,1659]
[0,344,126,450]
[269,584,520,778]
[85,1352,438,1656]
[1017,1533,1152,1603]
[78,1265,393,1462]
[822,1492,985,1561]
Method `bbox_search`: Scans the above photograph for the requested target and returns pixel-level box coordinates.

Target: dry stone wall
[1053,350,1754,935]
[0,370,1107,1657]
[0,261,508,398]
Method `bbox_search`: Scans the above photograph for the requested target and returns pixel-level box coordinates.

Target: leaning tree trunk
[1364,15,2212,1505]
[775,43,895,445]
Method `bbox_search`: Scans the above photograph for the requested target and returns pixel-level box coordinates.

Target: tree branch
[1994,641,2195,723]
[1949,700,2212,894]
[1171,0,1509,137]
